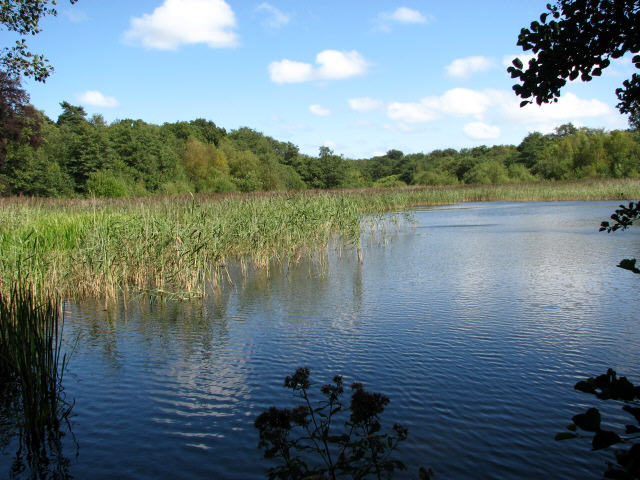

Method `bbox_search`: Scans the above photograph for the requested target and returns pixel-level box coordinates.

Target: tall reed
[0,179,638,300]
[0,279,72,476]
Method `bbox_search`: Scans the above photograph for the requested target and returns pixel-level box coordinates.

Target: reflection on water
[3,201,639,479]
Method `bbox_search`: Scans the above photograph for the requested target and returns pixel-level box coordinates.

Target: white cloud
[269,50,368,84]
[387,102,439,123]
[384,87,622,133]
[387,7,428,23]
[124,0,238,50]
[269,59,314,83]
[77,91,119,108]
[445,56,495,79]
[463,122,501,140]
[502,53,536,69]
[348,97,383,112]
[501,92,616,124]
[376,7,430,31]
[423,88,496,118]
[256,3,290,29]
[309,104,331,116]
[383,122,425,133]
[315,50,368,80]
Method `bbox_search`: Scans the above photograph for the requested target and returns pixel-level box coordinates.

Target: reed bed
[0,178,638,300]
[0,279,72,475]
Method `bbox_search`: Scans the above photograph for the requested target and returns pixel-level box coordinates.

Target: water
[3,201,639,478]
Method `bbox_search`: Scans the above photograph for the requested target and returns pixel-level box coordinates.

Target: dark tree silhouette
[0,71,41,169]
[508,0,640,128]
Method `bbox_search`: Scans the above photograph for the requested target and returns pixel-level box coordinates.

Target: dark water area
[3,201,639,479]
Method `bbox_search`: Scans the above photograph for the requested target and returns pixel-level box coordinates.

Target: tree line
[1,100,638,198]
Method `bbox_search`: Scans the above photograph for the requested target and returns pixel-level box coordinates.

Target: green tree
[508,0,640,128]
[0,72,42,171]
[1,0,78,82]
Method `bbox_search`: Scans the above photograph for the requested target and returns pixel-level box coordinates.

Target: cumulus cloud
[77,91,119,108]
[315,50,368,80]
[384,87,621,133]
[502,92,616,124]
[387,102,439,123]
[269,59,314,83]
[348,97,383,112]
[256,3,290,29]
[386,7,428,23]
[309,104,331,116]
[445,56,495,79]
[124,0,238,50]
[269,50,368,84]
[423,88,496,117]
[375,6,431,31]
[463,122,501,139]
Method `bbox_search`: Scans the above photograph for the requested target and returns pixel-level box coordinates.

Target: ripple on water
[6,201,637,480]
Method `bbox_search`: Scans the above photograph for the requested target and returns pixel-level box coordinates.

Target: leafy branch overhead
[508,0,640,128]
[600,201,640,273]
[0,0,78,81]
[556,370,640,478]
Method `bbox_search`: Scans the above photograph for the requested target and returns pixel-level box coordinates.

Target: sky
[6,0,636,158]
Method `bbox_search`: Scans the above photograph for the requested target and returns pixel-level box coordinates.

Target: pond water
[3,201,639,479]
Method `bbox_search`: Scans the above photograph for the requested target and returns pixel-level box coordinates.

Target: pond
[3,201,639,479]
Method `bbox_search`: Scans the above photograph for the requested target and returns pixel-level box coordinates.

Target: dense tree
[1,0,78,81]
[0,72,41,171]
[508,0,640,128]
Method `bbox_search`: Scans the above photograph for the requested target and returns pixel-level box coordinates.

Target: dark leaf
[592,430,622,450]
[575,380,596,394]
[573,408,601,432]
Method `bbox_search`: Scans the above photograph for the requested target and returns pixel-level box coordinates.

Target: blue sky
[8,0,636,158]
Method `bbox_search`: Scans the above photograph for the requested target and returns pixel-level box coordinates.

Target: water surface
[4,201,639,479]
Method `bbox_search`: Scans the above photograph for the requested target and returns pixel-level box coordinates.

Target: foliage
[0,0,78,81]
[600,201,640,273]
[508,0,640,128]
[555,370,640,478]
[255,368,431,480]
[0,72,42,170]
[0,100,639,198]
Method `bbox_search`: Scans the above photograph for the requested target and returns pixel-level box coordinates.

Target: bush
[413,170,459,186]
[86,169,142,198]
[255,368,432,480]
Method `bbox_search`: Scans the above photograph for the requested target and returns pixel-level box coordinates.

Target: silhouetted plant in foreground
[556,370,640,478]
[255,367,432,479]
[600,201,640,275]
[0,279,74,479]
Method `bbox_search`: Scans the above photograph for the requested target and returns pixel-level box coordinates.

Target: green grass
[0,179,638,300]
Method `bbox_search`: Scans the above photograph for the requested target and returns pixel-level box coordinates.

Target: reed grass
[0,279,72,475]
[0,178,638,300]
